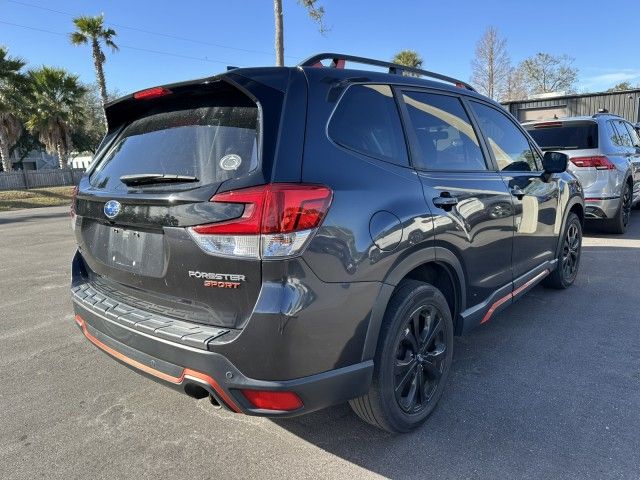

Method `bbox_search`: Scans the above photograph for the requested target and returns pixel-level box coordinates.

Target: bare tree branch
[519,53,578,95]
[470,27,511,100]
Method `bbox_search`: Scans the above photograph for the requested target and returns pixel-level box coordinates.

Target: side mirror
[542,151,568,174]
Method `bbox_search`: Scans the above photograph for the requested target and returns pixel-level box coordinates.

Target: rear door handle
[433,195,459,209]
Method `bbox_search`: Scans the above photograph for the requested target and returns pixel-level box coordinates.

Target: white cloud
[580,69,640,91]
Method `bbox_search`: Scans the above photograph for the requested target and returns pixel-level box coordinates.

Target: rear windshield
[527,122,598,150]
[90,97,259,191]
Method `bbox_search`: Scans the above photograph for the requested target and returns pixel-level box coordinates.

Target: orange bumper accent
[74,314,241,413]
[480,269,549,324]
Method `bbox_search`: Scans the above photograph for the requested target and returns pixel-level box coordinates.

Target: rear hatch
[74,71,290,329]
[527,120,601,189]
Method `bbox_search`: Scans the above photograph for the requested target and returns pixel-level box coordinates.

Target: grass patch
[0,186,75,211]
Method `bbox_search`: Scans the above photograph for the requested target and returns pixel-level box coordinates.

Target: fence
[0,168,85,191]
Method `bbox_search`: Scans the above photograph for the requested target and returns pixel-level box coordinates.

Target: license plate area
[82,221,165,277]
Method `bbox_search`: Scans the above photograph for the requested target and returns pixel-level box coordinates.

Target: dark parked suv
[71,54,584,432]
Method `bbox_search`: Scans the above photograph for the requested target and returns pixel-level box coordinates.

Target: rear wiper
[120,173,199,186]
[540,146,577,151]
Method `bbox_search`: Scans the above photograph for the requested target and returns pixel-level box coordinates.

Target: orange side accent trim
[74,314,241,413]
[480,269,549,325]
[480,293,511,324]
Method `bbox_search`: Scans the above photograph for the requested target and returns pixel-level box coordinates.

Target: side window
[401,91,487,170]
[469,101,540,172]
[611,120,634,147]
[622,122,640,147]
[328,84,408,166]
[605,121,619,146]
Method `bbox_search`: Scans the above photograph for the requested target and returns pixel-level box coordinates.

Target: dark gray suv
[71,54,584,432]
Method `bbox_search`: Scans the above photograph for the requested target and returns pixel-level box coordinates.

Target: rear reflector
[570,155,615,170]
[189,184,332,259]
[133,86,172,100]
[241,389,303,411]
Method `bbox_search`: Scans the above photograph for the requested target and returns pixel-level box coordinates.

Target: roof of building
[503,88,640,105]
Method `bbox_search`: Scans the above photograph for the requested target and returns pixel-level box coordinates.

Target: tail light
[70,186,78,231]
[241,389,303,411]
[570,155,615,170]
[188,183,333,259]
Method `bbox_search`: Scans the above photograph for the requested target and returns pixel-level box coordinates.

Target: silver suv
[525,114,640,233]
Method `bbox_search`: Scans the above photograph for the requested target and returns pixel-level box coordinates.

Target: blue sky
[1,0,639,95]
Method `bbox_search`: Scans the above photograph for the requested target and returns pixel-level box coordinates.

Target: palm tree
[274,0,326,66]
[70,15,117,108]
[0,47,26,172]
[392,50,423,69]
[25,67,86,169]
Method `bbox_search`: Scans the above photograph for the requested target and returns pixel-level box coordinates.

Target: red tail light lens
[192,184,333,235]
[189,184,333,259]
[133,87,172,100]
[241,389,303,411]
[570,155,615,170]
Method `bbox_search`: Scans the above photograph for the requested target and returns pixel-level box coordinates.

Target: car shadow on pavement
[271,221,640,479]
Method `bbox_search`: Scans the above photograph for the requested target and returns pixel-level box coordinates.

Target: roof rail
[592,112,620,118]
[298,53,476,92]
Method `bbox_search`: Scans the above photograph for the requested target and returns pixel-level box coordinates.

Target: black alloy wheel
[561,221,581,283]
[349,280,454,432]
[394,305,447,413]
[543,212,582,289]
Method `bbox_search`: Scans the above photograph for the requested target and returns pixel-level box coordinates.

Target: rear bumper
[584,197,619,219]
[73,300,373,417]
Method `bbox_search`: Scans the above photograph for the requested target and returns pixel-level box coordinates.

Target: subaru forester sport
[71,54,584,432]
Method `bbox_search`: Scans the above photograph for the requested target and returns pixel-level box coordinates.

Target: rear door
[398,88,515,307]
[74,76,287,329]
[468,101,561,279]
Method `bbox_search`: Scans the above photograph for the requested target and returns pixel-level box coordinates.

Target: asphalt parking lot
[1,205,639,480]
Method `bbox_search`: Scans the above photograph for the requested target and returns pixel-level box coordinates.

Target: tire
[603,182,632,234]
[543,212,582,289]
[349,280,454,433]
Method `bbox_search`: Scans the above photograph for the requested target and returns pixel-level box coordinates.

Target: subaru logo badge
[104,200,122,220]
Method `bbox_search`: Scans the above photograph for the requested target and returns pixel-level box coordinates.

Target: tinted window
[329,85,408,165]
[610,120,634,147]
[621,122,640,147]
[527,122,598,150]
[91,100,259,192]
[402,91,486,170]
[470,102,539,171]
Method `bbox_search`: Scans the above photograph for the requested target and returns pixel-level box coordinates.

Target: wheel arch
[361,247,467,361]
[555,195,585,257]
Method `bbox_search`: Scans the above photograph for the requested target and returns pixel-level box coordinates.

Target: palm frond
[0,46,26,80]
[69,31,88,45]
[105,38,119,52]
[72,15,105,36]
[25,67,86,159]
